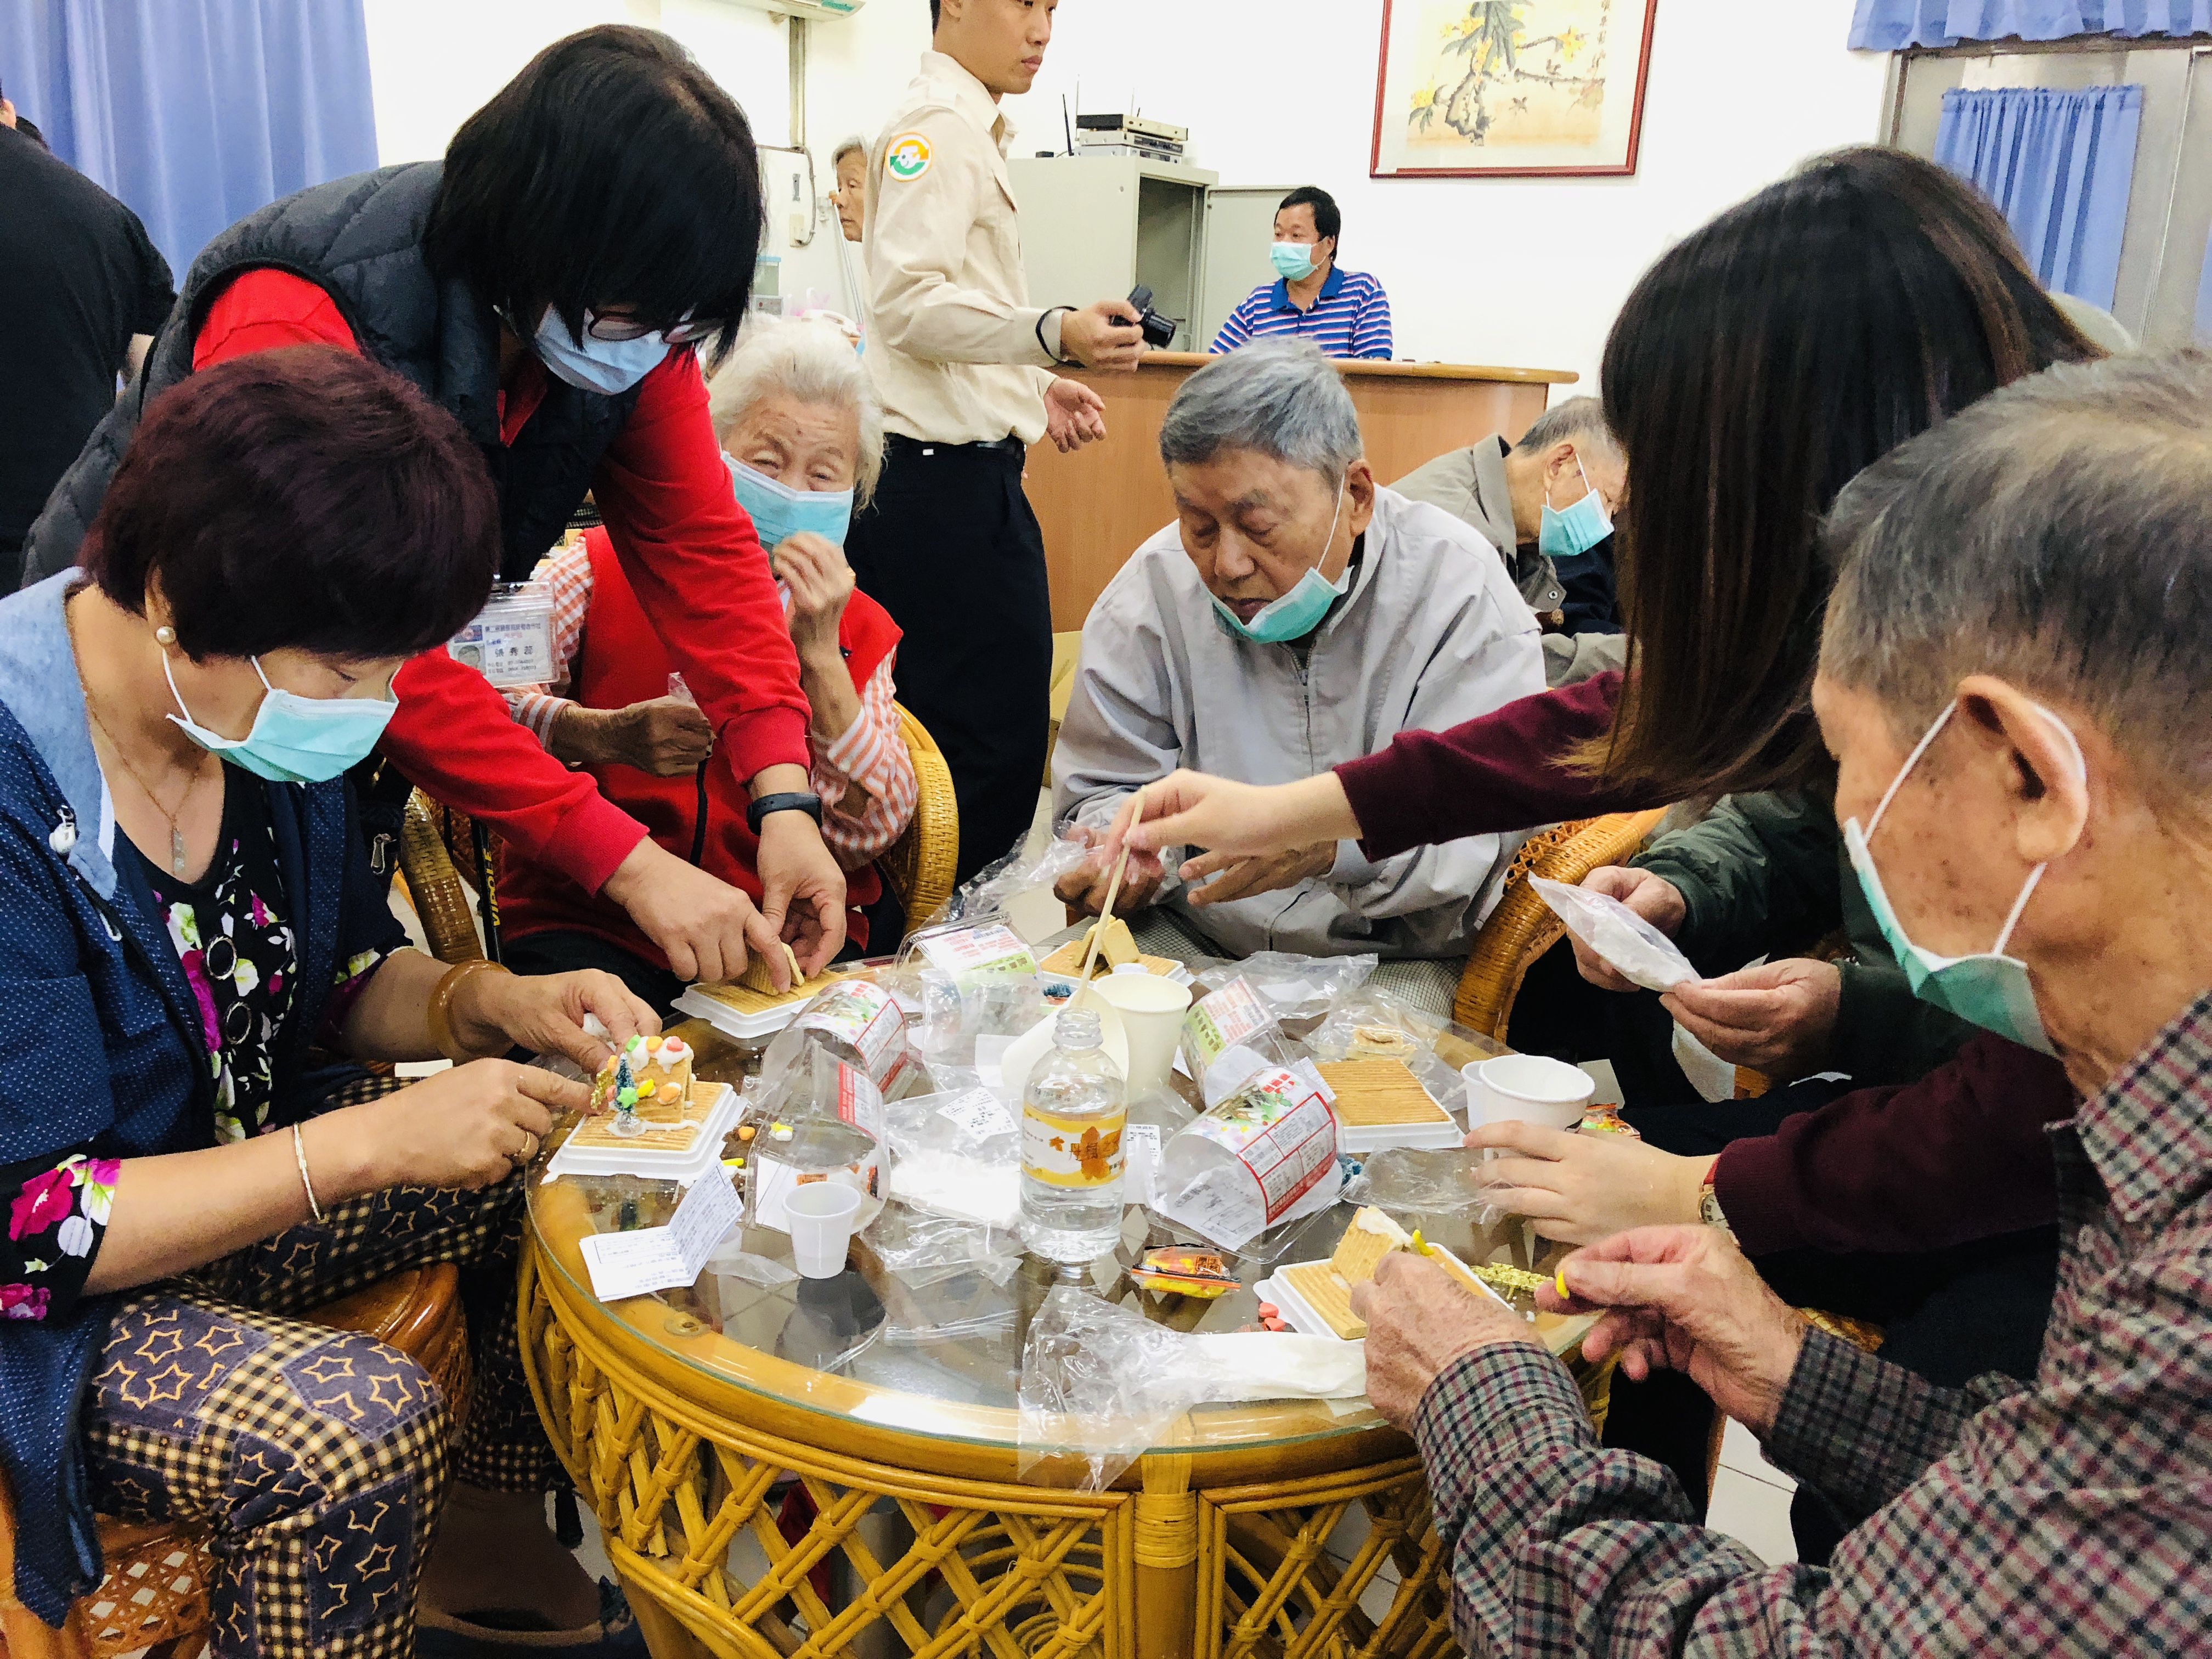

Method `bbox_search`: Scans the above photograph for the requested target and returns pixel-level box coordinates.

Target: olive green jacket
[1629,788,1972,1085]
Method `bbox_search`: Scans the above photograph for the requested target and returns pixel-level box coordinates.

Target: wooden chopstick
[1077,786,1143,983]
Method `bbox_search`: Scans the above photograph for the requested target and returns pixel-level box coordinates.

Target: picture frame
[1372,0,1659,179]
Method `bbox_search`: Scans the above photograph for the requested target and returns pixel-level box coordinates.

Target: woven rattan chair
[880,702,959,943]
[399,789,491,966]
[0,1266,472,1659]
[1454,809,1672,1043]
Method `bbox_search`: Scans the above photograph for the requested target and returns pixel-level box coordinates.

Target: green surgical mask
[1843,699,2085,1057]
[1208,481,1350,646]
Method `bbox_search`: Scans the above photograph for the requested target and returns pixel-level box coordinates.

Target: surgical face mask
[1843,699,2086,1056]
[1271,241,1324,282]
[528,308,669,396]
[1537,455,1613,559]
[164,654,396,785]
[725,453,855,552]
[1209,480,1350,646]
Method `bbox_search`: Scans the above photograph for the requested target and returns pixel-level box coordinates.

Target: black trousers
[845,435,1051,885]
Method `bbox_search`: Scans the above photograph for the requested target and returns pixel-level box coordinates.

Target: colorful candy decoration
[607,1053,647,1138]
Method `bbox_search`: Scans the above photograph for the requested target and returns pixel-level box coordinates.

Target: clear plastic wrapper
[914,831,1093,937]
[1528,875,1700,992]
[1017,1286,1365,1489]
[879,1086,1023,1229]
[860,1201,1022,1288]
[1187,953,1377,1023]
[1178,975,1314,1106]
[1151,1065,1341,1252]
[1342,1147,1498,1226]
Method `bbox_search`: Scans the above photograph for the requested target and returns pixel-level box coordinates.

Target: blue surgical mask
[529,308,668,396]
[164,654,396,785]
[725,454,856,552]
[1209,481,1351,645]
[1843,699,2085,1056]
[1271,241,1322,282]
[1537,455,1612,559]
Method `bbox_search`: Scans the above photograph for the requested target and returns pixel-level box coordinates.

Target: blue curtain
[1934,84,2142,308]
[1852,0,2212,48]
[0,0,378,278]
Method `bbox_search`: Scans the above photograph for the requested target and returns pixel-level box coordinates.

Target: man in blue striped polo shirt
[1210,187,1392,360]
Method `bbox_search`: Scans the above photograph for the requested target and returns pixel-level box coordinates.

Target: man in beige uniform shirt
[848,0,1143,881]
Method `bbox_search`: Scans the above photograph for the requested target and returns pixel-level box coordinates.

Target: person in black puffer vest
[21,25,849,1032]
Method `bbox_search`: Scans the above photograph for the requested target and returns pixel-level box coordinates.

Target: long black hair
[425,25,763,366]
[1587,146,2100,802]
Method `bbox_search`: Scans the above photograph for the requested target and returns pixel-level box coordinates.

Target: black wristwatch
[746,791,825,835]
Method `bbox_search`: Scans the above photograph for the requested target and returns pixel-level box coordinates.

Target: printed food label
[1190,1070,1337,1224]
[1181,977,1273,1075]
[831,1060,884,1141]
[915,923,1039,988]
[793,982,903,1079]
[1022,1104,1128,1190]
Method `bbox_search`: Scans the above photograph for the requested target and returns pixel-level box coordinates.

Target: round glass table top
[526,1011,1590,1460]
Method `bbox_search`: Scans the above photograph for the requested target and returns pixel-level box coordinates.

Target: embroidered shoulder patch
[884,132,933,182]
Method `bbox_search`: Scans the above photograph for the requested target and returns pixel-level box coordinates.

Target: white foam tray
[544,1082,740,1185]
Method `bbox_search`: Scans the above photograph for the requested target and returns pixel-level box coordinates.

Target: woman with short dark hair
[0,349,656,1651]
[22,24,847,1013]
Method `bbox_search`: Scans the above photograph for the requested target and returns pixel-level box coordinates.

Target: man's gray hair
[1514,396,1619,461]
[831,134,867,168]
[1158,341,1363,482]
[707,315,885,505]
[1821,350,2212,788]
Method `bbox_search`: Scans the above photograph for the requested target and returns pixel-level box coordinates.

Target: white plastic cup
[1089,974,1193,1096]
[783,1182,864,1278]
[1463,1054,1595,1133]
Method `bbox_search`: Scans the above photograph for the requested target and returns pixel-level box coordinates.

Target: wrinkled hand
[1663,958,1841,1080]
[1542,1226,1808,1436]
[1573,867,1688,992]
[568,698,713,778]
[1182,842,1335,908]
[1350,1251,1537,1429]
[1465,1119,1710,1245]
[1053,823,1167,915]
[451,967,659,1073]
[1042,378,1109,452]
[755,810,847,979]
[602,837,787,986]
[775,532,856,659]
[1057,300,1145,371]
[346,1060,586,1191]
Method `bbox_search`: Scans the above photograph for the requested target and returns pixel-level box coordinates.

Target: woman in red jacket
[21,25,843,996]
[497,321,920,1012]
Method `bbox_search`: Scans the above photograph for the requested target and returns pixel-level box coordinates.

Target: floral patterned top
[1,772,386,1324]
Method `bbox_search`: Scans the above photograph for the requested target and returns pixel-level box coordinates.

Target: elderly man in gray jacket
[1051,341,1544,961]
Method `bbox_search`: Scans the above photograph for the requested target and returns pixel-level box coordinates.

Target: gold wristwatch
[1699,1164,1735,1239]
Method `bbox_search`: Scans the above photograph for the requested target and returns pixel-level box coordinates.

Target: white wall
[363,0,1892,394]
[1001,0,1892,393]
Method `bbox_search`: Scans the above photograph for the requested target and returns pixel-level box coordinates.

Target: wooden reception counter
[1025,352,1577,630]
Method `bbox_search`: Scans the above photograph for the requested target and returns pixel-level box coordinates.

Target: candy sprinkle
[1554,1267,1570,1301]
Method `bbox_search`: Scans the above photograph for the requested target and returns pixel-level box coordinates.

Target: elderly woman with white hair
[499,319,918,1010]
[1350,350,2212,1657]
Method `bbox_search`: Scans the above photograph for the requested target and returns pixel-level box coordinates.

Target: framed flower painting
[1372,0,1659,178]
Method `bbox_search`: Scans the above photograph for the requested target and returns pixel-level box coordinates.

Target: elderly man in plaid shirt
[1355,352,2212,1658]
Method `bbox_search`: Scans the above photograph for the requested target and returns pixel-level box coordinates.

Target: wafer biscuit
[1315,1059,1454,1128]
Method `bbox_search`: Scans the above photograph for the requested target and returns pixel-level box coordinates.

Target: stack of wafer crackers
[1281,1207,1519,1339]
[1314,1059,1456,1133]
[686,964,840,1021]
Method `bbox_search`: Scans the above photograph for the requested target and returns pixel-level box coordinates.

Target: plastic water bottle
[1019,1008,1127,1263]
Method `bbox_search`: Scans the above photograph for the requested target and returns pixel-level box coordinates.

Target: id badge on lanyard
[449,582,556,688]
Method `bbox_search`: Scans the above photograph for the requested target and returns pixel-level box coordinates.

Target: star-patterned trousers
[78,1084,552,1659]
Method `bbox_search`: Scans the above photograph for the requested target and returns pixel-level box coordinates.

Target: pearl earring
[154,625,176,646]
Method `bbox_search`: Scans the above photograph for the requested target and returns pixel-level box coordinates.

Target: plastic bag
[1305,988,1444,1062]
[915,830,1093,939]
[861,1200,1022,1288]
[1189,953,1377,1023]
[879,1087,1023,1229]
[1017,1286,1365,1489]
[1343,1147,1498,1225]
[1178,975,1312,1106]
[1150,1065,1341,1252]
[1528,875,1699,992]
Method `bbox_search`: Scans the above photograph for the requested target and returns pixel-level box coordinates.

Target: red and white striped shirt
[507,540,917,871]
